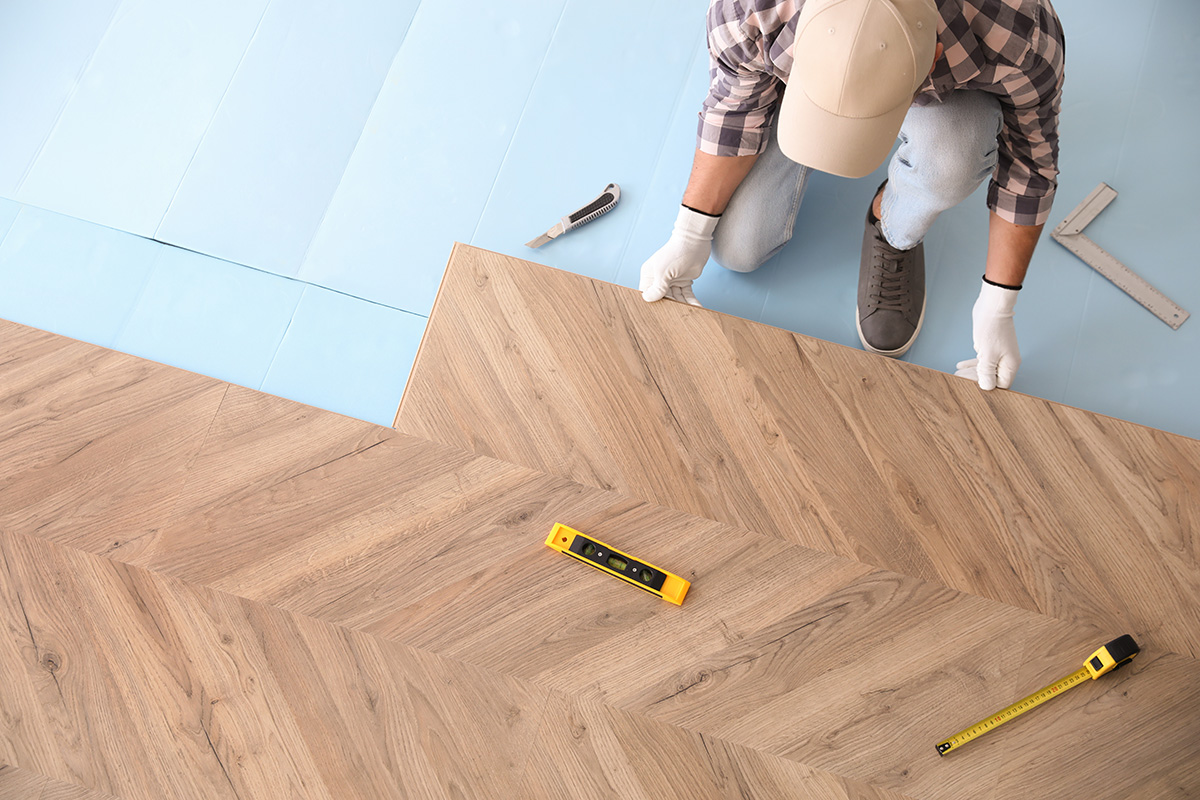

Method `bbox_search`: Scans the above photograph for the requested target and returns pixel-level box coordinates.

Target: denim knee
[897,92,1002,197]
[711,228,776,273]
[883,92,1002,248]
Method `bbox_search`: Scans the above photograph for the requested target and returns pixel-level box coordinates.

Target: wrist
[977,279,1020,315]
[674,205,720,240]
[982,274,1022,291]
[682,203,720,219]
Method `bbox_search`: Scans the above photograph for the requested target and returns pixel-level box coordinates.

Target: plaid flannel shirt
[700,0,1065,226]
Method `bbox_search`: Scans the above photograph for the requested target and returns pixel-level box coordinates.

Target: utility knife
[526,183,621,248]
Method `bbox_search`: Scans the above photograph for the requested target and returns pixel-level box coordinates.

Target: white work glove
[955,280,1021,391]
[639,205,720,306]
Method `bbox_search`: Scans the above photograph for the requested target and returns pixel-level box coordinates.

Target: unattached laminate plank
[396,245,1200,657]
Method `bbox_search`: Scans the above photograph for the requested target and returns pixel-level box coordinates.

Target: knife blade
[526,183,621,248]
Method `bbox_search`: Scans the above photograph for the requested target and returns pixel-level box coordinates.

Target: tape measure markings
[936,634,1140,756]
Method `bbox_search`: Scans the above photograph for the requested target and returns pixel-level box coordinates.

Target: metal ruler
[1051,183,1188,330]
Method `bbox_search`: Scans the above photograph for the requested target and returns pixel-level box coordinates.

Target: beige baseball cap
[777,0,939,178]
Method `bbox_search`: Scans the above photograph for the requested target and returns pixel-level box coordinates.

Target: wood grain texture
[520,694,910,800]
[0,763,119,799]
[3,282,1199,800]
[397,245,1200,658]
[0,319,227,556]
[0,762,49,798]
[0,529,547,799]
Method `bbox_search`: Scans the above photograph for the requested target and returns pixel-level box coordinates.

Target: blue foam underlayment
[0,0,1196,437]
[0,202,425,427]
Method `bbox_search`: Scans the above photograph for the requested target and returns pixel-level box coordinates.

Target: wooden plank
[0,529,548,799]
[519,694,910,800]
[396,246,1200,657]
[109,384,399,579]
[0,319,227,555]
[0,319,394,569]
[0,762,49,798]
[0,763,121,799]
[12,449,1195,800]
[2,310,1198,798]
[78,388,1198,798]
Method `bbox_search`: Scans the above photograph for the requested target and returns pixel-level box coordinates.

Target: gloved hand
[955,279,1021,391]
[639,205,720,306]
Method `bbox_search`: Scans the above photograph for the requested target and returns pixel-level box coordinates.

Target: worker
[639,0,1064,391]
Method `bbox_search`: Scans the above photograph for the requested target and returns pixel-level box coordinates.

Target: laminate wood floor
[0,763,118,800]
[398,245,1200,658]
[2,243,1198,799]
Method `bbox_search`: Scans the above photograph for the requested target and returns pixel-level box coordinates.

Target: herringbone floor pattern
[1,247,1197,799]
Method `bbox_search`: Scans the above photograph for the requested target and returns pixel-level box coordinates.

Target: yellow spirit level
[545,523,690,605]
[935,634,1140,756]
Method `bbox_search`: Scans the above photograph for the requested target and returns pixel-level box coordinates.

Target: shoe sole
[855,291,927,358]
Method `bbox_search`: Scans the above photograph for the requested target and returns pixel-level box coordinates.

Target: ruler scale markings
[1051,183,1189,330]
[936,635,1140,756]
[1056,182,1117,235]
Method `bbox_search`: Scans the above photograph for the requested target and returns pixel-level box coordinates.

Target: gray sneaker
[856,204,926,357]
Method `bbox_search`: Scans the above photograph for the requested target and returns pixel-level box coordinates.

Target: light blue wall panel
[0,205,160,346]
[298,0,568,316]
[0,0,120,196]
[17,0,271,237]
[470,0,704,284]
[261,287,425,426]
[155,0,420,277]
[113,247,304,390]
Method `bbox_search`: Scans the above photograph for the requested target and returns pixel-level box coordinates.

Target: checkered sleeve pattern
[982,3,1066,227]
[696,0,1065,226]
[697,0,784,157]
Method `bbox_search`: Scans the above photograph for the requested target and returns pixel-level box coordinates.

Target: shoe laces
[871,246,912,312]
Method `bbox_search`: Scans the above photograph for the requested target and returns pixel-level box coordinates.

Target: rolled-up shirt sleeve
[987,9,1065,227]
[697,5,783,157]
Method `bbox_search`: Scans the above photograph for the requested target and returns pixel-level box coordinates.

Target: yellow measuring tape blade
[936,635,1140,756]
[936,667,1090,755]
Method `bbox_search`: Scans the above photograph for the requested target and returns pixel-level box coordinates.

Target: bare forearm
[681,149,759,215]
[985,211,1043,286]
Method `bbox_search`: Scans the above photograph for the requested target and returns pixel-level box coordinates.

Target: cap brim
[776,85,909,179]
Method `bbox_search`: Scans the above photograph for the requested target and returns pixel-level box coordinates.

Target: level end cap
[661,574,690,605]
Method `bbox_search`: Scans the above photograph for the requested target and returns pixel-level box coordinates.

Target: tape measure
[1051,183,1189,329]
[545,523,690,605]
[936,634,1140,756]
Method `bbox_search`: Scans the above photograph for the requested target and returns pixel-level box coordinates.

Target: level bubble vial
[544,523,690,605]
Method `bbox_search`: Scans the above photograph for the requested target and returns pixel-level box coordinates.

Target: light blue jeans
[711,90,1003,271]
